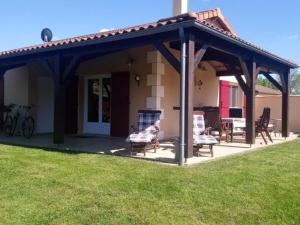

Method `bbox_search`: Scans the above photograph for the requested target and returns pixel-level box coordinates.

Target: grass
[0,140,299,225]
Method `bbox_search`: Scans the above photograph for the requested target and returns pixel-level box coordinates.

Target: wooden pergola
[0,14,297,164]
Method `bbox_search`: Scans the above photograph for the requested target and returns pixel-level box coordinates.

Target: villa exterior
[0,8,298,162]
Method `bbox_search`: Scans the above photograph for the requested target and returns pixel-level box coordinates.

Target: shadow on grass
[0,140,179,166]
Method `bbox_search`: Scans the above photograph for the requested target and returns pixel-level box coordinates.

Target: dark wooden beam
[153,41,180,74]
[281,70,290,137]
[245,60,257,145]
[0,69,6,118]
[262,73,283,92]
[194,44,208,70]
[258,66,284,77]
[37,58,57,81]
[279,72,287,92]
[184,33,195,159]
[217,70,243,77]
[238,57,251,85]
[54,81,65,144]
[194,29,293,74]
[203,51,240,67]
[234,75,248,94]
[0,68,6,78]
[37,55,81,144]
[52,55,66,144]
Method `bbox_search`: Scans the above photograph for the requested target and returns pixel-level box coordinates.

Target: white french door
[83,75,111,135]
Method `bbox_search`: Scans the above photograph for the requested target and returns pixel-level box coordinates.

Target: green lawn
[0,140,299,225]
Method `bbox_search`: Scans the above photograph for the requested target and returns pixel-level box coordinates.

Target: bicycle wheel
[4,116,13,137]
[22,117,35,139]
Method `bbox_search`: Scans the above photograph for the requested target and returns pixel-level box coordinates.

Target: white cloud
[288,34,299,40]
[100,28,114,32]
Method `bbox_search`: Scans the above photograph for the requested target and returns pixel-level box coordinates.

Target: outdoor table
[221,118,246,142]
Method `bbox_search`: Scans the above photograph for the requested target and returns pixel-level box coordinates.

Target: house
[219,76,281,118]
[0,0,298,163]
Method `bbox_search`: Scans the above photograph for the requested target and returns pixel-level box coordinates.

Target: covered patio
[0,12,298,165]
[0,133,297,165]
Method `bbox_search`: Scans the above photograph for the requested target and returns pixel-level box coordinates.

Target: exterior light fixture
[135,75,141,86]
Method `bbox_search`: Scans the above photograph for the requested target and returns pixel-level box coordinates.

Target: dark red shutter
[111,72,130,137]
[219,80,230,118]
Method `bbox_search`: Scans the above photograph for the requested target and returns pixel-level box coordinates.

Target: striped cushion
[193,114,206,135]
[194,135,218,145]
[138,111,161,134]
[127,110,161,143]
[126,131,156,143]
[193,114,218,145]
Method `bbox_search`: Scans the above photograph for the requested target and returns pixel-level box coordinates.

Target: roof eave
[192,21,299,69]
[0,20,195,62]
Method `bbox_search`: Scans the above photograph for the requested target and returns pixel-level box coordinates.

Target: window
[230,86,239,108]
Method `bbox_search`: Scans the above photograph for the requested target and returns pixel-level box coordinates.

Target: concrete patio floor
[0,133,298,165]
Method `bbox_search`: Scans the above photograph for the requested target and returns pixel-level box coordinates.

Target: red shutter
[219,80,230,118]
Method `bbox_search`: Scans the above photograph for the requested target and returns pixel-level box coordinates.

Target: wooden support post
[0,69,6,121]
[38,55,81,144]
[54,82,65,144]
[52,56,66,144]
[281,70,290,138]
[184,33,196,159]
[238,59,257,145]
[0,69,5,106]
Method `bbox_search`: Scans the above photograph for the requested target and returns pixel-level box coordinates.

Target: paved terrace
[0,134,298,165]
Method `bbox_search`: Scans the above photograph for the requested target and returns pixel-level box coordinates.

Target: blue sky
[0,0,299,64]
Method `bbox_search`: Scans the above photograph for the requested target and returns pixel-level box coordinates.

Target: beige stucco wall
[4,66,30,106]
[77,46,152,134]
[255,95,300,133]
[77,46,220,138]
[3,46,220,138]
[161,58,220,138]
[4,63,54,133]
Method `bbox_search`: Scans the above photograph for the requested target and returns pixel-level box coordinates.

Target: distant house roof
[0,9,298,68]
[195,8,236,36]
[255,85,281,95]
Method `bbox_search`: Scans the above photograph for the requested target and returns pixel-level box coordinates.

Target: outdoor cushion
[138,111,160,133]
[193,114,218,145]
[127,110,161,144]
[193,114,206,135]
[193,135,219,145]
[126,131,156,143]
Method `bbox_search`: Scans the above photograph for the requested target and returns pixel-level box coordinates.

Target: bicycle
[5,105,35,139]
[22,106,35,139]
[0,104,14,135]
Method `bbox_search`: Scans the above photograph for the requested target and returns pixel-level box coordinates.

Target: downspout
[179,27,187,166]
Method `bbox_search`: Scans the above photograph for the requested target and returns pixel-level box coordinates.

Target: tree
[256,69,300,95]
[256,75,276,90]
[290,69,300,94]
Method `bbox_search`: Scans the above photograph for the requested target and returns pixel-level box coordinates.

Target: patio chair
[225,118,246,143]
[193,112,219,157]
[126,110,161,156]
[256,107,273,145]
[200,106,225,142]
